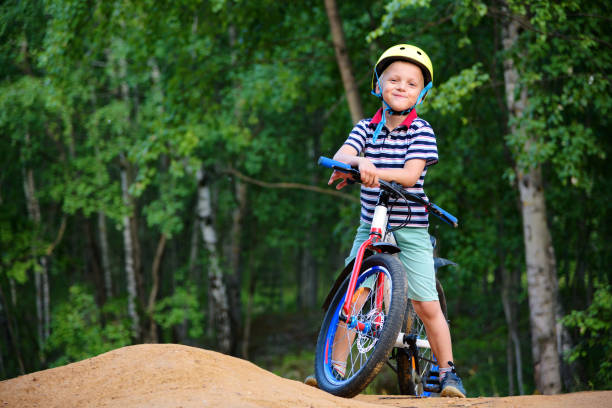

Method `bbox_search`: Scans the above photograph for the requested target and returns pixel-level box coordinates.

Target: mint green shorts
[345,222,438,302]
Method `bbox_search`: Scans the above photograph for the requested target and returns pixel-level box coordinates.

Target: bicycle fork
[339,196,391,332]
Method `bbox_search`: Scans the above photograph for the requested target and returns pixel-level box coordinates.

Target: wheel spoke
[315,255,407,397]
[329,270,390,380]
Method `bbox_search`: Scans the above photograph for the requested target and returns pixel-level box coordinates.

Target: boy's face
[376,61,425,112]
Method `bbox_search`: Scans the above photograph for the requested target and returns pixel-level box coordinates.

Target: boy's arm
[377,159,426,188]
[330,145,379,188]
[329,145,426,189]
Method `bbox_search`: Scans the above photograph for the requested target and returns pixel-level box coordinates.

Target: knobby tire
[315,254,408,398]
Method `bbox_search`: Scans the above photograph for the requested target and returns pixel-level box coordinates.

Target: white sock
[439,366,452,380]
[331,360,346,377]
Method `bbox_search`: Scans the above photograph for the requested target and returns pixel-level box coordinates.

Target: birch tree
[496,0,611,392]
[97,211,113,299]
[500,11,561,393]
[197,167,232,353]
[119,155,140,339]
[22,147,51,345]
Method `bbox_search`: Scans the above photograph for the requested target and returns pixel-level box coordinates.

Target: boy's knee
[412,299,443,321]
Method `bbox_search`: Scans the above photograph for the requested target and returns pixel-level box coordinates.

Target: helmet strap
[415,81,433,105]
[372,100,414,143]
[371,68,384,99]
[370,72,432,143]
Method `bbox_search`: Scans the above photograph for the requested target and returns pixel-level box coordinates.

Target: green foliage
[502,0,611,191]
[154,286,204,339]
[366,0,432,42]
[45,285,131,367]
[0,222,43,283]
[1,0,611,396]
[562,284,612,388]
[419,63,490,118]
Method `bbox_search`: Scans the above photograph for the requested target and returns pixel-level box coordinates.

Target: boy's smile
[377,61,425,112]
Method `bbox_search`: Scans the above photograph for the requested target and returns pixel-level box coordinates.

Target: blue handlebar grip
[318,156,352,171]
[429,203,459,228]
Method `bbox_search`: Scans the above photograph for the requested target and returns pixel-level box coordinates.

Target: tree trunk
[98,211,113,299]
[500,263,515,395]
[517,167,561,394]
[120,154,140,339]
[116,49,144,339]
[324,0,364,124]
[176,214,200,343]
[146,233,167,343]
[242,252,257,360]
[501,265,525,395]
[196,166,231,354]
[84,217,106,307]
[501,8,561,394]
[0,282,25,375]
[299,135,320,309]
[299,247,317,309]
[130,189,144,312]
[22,145,50,346]
[144,59,168,344]
[227,179,247,355]
[188,215,200,278]
[228,180,247,279]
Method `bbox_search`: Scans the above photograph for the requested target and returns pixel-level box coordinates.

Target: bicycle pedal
[425,375,440,384]
[424,384,441,393]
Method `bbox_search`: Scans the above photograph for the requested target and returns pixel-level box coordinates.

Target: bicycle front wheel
[315,254,407,398]
[397,278,448,396]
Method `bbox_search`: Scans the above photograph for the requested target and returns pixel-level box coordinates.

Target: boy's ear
[375,83,380,94]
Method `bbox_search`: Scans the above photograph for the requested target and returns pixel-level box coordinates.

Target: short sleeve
[405,119,438,167]
[342,119,370,155]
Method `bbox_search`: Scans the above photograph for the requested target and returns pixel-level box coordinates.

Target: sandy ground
[0,344,610,408]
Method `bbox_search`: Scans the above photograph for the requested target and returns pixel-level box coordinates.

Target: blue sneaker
[440,362,466,398]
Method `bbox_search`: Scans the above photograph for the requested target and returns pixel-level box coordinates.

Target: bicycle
[314,156,458,398]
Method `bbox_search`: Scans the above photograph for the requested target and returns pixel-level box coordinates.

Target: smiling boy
[328,44,466,398]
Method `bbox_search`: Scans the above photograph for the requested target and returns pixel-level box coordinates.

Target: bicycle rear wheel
[315,254,407,398]
[397,278,447,395]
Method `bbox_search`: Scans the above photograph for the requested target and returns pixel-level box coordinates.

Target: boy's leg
[330,288,370,377]
[393,227,465,397]
[411,299,453,368]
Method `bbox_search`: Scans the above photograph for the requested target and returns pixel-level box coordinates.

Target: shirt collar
[370,108,418,129]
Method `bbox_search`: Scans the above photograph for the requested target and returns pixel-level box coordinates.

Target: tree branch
[488,6,612,49]
[225,167,360,204]
[45,216,67,256]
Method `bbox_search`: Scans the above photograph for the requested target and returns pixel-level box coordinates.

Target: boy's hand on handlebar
[328,170,352,190]
[358,159,379,188]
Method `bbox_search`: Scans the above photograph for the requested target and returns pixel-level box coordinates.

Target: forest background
[1,0,611,398]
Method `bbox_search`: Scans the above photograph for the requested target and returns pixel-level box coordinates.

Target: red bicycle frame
[341,207,388,324]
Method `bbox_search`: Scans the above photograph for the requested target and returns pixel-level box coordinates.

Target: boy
[328,44,466,398]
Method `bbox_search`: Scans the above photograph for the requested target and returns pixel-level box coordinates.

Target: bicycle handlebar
[318,156,458,228]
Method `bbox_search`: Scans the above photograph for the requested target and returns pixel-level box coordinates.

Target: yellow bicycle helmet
[369,44,434,143]
[371,44,434,93]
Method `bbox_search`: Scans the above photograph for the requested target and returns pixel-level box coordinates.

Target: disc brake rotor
[356,309,385,353]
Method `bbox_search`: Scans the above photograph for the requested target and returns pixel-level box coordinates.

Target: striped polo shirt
[343,108,438,228]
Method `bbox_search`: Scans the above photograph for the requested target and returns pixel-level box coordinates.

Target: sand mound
[0,344,384,408]
[1,344,610,408]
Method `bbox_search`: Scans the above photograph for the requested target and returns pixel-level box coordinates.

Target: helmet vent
[417,51,422,55]
[400,47,405,50]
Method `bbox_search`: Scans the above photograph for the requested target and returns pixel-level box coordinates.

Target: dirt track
[0,344,609,408]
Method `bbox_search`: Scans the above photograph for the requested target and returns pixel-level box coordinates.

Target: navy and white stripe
[343,109,438,228]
